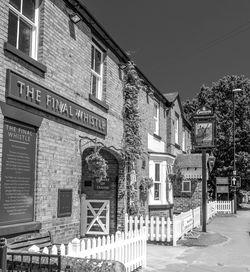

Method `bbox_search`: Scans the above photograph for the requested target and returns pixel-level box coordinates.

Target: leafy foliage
[122,62,145,215]
[122,62,143,163]
[139,177,154,193]
[85,147,108,180]
[183,75,250,190]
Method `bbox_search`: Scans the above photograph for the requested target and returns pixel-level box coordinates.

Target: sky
[83,0,250,101]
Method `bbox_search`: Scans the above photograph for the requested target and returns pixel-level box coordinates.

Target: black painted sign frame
[6,70,107,135]
[57,189,72,217]
[0,119,36,226]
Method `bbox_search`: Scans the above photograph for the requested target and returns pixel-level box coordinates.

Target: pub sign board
[0,119,36,226]
[193,106,216,149]
[6,70,107,135]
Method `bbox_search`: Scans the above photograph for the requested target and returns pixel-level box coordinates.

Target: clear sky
[83,0,250,101]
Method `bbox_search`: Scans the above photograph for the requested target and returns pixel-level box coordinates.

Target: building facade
[0,0,175,242]
[173,154,209,213]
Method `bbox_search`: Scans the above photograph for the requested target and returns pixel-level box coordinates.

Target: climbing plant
[122,61,145,215]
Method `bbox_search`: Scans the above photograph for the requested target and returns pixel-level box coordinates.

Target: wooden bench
[7,232,52,252]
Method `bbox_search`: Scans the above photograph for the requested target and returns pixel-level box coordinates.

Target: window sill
[175,143,181,149]
[153,133,162,140]
[0,221,41,236]
[89,94,109,112]
[4,42,47,77]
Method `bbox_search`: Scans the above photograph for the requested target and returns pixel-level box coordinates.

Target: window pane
[91,45,94,69]
[94,48,102,74]
[8,11,18,47]
[10,0,21,11]
[154,103,158,117]
[91,74,97,97]
[23,0,36,22]
[19,19,32,56]
[154,183,160,200]
[183,181,190,192]
[155,164,160,181]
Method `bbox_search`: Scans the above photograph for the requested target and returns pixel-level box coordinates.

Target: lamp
[69,13,81,24]
[207,153,216,173]
[65,6,81,24]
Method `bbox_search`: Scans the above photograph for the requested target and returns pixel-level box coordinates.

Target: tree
[183,75,250,191]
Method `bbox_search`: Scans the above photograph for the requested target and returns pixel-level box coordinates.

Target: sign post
[193,106,216,232]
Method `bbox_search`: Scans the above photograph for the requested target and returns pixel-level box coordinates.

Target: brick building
[173,153,209,213]
[0,0,175,242]
[146,92,193,217]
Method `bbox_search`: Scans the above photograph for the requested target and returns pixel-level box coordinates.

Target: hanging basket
[85,147,108,180]
[139,177,154,193]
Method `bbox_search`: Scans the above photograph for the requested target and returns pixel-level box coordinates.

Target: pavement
[143,204,250,272]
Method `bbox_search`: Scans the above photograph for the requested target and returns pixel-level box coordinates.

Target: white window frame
[182,129,186,152]
[154,162,161,200]
[9,0,39,59]
[182,180,191,192]
[174,113,179,144]
[91,42,104,100]
[153,102,159,135]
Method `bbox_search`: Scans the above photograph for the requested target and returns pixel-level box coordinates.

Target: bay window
[154,163,161,200]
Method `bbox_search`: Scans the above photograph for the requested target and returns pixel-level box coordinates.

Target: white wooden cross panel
[86,200,110,235]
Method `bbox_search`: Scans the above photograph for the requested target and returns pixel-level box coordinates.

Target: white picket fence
[29,228,147,272]
[125,200,233,246]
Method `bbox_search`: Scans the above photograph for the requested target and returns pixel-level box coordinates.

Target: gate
[81,199,110,236]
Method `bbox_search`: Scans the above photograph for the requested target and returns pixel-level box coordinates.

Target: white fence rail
[125,200,233,246]
[29,228,147,272]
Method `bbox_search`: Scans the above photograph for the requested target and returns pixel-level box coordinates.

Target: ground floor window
[182,180,191,192]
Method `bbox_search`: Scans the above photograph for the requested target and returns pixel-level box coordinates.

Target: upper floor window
[8,0,39,59]
[153,102,159,135]
[154,163,161,200]
[91,43,103,100]
[174,113,179,144]
[182,129,186,151]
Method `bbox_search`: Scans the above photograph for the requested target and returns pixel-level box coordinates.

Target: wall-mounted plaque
[94,178,111,191]
[0,119,36,226]
[57,189,72,217]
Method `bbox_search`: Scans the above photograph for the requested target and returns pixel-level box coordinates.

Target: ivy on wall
[121,61,149,215]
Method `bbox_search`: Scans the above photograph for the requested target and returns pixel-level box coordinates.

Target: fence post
[172,216,177,246]
[0,238,7,272]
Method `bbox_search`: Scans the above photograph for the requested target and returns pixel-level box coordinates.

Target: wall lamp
[69,13,81,24]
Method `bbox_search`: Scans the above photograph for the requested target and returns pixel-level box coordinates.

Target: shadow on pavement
[177,231,228,247]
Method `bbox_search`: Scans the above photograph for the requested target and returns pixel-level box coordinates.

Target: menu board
[0,119,36,226]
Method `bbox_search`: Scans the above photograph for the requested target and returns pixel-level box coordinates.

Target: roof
[68,0,171,107]
[163,92,179,103]
[163,92,192,130]
[175,153,209,168]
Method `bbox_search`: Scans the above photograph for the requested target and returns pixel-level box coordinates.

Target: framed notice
[0,119,36,226]
[57,189,72,217]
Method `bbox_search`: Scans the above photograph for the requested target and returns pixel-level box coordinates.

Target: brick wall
[173,179,202,213]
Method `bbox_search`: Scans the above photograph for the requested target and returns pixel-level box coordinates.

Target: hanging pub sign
[193,106,216,149]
